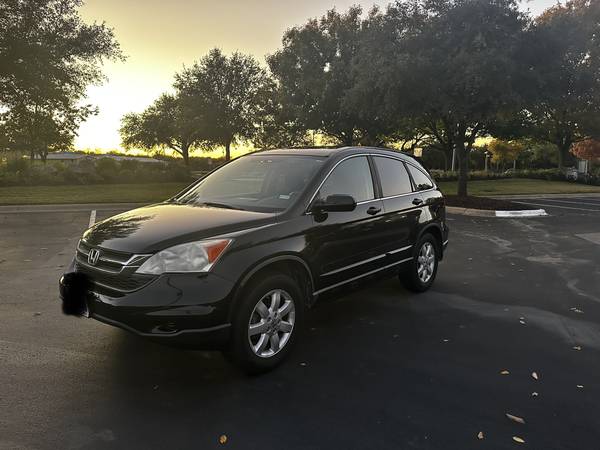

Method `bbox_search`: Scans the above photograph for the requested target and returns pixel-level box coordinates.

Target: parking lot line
[88,210,97,227]
[514,201,600,212]
[533,198,600,207]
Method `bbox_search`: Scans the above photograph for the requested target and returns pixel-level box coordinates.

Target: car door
[305,155,389,292]
[371,155,422,264]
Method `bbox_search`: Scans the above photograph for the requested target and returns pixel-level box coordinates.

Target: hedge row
[430,168,600,185]
[0,158,193,187]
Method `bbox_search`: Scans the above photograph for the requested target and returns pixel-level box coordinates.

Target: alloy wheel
[417,242,436,283]
[247,289,296,358]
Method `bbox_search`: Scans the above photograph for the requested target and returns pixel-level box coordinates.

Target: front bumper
[59,265,235,349]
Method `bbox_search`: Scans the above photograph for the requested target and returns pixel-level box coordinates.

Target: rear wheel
[400,233,439,292]
[227,273,304,373]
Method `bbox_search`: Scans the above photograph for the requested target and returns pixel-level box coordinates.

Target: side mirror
[312,194,357,213]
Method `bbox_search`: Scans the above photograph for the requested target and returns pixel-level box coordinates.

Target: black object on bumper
[59,269,234,349]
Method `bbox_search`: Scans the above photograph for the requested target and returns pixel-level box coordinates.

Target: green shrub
[6,157,29,173]
[95,157,120,182]
[514,168,564,181]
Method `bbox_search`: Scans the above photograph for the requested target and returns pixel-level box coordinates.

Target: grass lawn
[437,178,600,196]
[1,178,599,205]
[0,182,191,205]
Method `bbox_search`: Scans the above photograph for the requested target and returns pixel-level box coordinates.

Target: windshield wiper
[200,201,245,211]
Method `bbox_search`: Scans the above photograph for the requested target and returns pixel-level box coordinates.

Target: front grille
[75,240,155,294]
[77,241,133,272]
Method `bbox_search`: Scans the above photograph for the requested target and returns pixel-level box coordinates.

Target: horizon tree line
[118,0,600,197]
[1,0,599,197]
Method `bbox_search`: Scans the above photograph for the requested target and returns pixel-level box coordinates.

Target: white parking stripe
[88,210,96,227]
[514,201,600,212]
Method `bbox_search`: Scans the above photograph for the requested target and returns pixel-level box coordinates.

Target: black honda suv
[60,147,448,372]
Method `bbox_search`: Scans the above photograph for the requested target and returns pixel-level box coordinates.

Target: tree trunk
[456,143,469,197]
[225,140,232,161]
[557,143,573,169]
[181,143,190,166]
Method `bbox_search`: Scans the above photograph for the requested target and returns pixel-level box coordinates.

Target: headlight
[136,239,232,275]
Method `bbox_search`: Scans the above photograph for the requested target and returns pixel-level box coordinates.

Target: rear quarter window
[406,164,434,191]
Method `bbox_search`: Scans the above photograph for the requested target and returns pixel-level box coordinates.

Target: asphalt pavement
[1,196,599,450]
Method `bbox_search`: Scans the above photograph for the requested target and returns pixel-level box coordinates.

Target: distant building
[31,152,165,164]
[31,152,93,163]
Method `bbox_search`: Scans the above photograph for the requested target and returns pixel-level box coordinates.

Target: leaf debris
[506,413,525,424]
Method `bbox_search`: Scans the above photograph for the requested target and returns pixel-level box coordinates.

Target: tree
[525,0,600,168]
[252,102,313,150]
[1,100,90,162]
[571,139,600,160]
[488,139,526,169]
[268,7,392,146]
[120,93,201,165]
[369,0,530,196]
[174,49,272,161]
[0,0,122,158]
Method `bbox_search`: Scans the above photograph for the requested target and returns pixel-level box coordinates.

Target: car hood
[82,203,277,254]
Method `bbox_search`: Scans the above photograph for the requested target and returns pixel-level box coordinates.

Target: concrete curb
[446,206,548,218]
[490,193,600,199]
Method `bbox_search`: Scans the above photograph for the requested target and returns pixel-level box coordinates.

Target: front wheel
[400,233,439,292]
[227,273,304,374]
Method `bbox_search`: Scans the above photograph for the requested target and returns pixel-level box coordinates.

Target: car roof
[249,146,419,163]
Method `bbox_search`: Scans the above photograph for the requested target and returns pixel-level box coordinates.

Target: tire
[227,272,304,374]
[400,233,440,293]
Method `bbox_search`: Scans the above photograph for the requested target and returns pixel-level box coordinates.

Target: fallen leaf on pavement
[506,413,525,424]
[477,431,484,440]
[500,370,510,375]
[532,372,539,380]
[513,436,525,444]
[219,435,227,444]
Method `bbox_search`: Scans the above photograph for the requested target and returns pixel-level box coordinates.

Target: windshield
[174,155,325,212]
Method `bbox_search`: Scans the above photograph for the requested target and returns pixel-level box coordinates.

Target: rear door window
[373,156,413,197]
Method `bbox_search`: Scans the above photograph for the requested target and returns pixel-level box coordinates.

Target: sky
[76,0,558,156]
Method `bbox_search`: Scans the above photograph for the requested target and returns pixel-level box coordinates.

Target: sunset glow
[75,0,557,157]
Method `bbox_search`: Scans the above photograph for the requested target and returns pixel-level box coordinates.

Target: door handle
[412,198,423,206]
[367,206,381,215]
